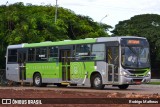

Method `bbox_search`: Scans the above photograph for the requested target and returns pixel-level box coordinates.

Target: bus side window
[8,49,17,63]
[91,44,105,60]
[28,48,35,61]
[107,48,112,64]
[72,45,76,60]
[75,44,91,61]
[48,47,58,62]
[107,47,119,65]
[36,47,47,61]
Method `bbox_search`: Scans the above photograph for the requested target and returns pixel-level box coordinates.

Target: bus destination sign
[127,40,140,45]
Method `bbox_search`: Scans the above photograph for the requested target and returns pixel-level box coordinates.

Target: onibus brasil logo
[1,99,42,104]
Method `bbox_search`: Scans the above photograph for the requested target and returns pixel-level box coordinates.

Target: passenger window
[92,44,105,60]
[75,44,91,61]
[48,47,58,62]
[28,48,35,61]
[36,47,47,61]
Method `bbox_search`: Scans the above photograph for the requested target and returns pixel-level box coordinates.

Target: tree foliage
[112,14,160,67]
[0,2,111,68]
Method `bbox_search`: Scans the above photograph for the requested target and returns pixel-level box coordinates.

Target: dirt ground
[0,86,160,107]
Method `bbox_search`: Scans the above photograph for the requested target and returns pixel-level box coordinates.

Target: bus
[6,36,151,89]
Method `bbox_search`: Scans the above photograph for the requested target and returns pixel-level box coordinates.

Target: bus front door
[107,47,119,83]
[60,49,71,81]
[17,49,27,81]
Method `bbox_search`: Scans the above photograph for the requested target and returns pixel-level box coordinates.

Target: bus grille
[128,70,146,74]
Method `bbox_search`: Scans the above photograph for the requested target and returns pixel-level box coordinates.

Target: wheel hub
[35,76,40,85]
[94,77,101,86]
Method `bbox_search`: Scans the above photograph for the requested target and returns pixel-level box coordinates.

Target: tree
[112,14,160,68]
[0,2,112,69]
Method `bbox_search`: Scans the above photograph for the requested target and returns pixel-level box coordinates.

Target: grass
[148,82,160,85]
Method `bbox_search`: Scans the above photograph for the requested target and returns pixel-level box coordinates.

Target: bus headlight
[146,71,151,77]
[121,71,130,77]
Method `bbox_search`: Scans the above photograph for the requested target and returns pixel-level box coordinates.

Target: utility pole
[55,0,58,24]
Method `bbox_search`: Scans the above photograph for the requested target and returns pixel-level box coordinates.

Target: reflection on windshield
[122,46,150,68]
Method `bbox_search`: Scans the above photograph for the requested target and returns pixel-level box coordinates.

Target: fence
[0,69,8,86]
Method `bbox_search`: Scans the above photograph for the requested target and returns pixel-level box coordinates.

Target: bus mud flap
[82,72,88,85]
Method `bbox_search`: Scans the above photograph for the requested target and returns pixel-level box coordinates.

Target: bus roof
[7,44,23,49]
[7,36,147,49]
[23,38,96,48]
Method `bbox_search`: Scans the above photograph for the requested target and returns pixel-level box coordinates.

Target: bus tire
[91,73,105,90]
[118,84,129,90]
[33,73,43,87]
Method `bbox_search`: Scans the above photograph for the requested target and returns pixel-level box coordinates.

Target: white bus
[6,36,151,89]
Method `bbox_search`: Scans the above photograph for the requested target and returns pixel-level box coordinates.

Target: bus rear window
[8,49,17,63]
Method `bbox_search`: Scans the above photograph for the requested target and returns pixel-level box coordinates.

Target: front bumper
[119,75,151,85]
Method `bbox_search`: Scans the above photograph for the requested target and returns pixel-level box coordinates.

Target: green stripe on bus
[23,39,96,48]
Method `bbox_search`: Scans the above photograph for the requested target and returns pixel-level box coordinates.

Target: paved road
[0,84,160,95]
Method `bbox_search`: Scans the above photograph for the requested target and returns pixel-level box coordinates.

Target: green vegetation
[0,2,111,69]
[148,82,160,85]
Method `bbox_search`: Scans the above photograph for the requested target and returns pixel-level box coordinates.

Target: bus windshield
[121,39,150,68]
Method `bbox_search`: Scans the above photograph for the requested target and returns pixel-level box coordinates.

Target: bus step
[61,82,70,85]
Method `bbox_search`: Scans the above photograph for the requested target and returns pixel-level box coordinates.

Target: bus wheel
[33,73,42,87]
[118,84,129,89]
[92,73,105,90]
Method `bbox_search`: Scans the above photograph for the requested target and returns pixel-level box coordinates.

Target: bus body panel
[6,64,20,82]
[6,44,23,82]
[95,61,109,84]
[70,62,95,84]
[70,62,86,84]
[25,63,59,83]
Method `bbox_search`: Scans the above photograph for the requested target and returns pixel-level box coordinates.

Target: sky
[1,0,160,27]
